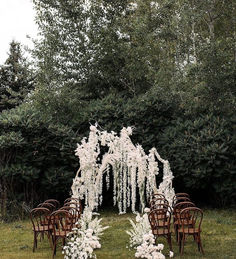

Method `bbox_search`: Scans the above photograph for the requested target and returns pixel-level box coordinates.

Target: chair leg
[178,233,182,253]
[180,234,185,255]
[33,232,37,252]
[167,234,172,251]
[175,225,178,242]
[52,238,57,258]
[198,234,204,255]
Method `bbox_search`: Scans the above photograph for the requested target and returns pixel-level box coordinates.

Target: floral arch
[71,125,175,214]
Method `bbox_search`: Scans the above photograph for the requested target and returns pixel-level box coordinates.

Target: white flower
[90,125,97,131]
[144,208,150,213]
[157,244,164,251]
[169,251,174,258]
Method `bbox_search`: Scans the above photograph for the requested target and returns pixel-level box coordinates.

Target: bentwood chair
[30,208,52,252]
[49,210,74,258]
[148,208,172,251]
[178,207,204,255]
[173,201,196,241]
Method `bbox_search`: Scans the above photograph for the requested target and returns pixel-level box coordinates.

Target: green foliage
[0,41,34,112]
[160,114,236,206]
[0,104,80,219]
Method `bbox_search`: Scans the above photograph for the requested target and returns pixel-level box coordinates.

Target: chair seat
[152,228,171,235]
[52,230,71,237]
[178,228,201,234]
[33,225,53,232]
[174,219,194,225]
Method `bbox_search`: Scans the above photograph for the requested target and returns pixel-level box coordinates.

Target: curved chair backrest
[37,202,55,212]
[179,207,203,233]
[150,198,169,208]
[64,201,83,214]
[151,193,166,199]
[30,207,50,231]
[148,208,171,234]
[173,201,196,219]
[172,196,191,207]
[49,209,74,236]
[151,203,172,215]
[60,206,81,223]
[44,199,60,208]
[64,197,80,204]
[175,193,190,198]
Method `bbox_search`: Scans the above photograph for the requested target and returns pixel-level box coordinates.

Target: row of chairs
[30,198,83,258]
[148,193,204,255]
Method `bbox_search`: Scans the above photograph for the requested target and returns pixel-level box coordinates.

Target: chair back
[151,203,172,214]
[60,206,81,224]
[49,210,74,236]
[179,207,203,234]
[64,197,80,204]
[30,208,50,231]
[150,198,169,208]
[44,199,60,208]
[172,196,191,207]
[37,202,56,212]
[64,201,83,214]
[173,201,195,220]
[175,193,190,197]
[151,193,165,199]
[148,208,171,234]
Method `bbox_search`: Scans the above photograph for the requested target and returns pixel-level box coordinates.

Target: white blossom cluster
[71,125,175,214]
[62,208,109,259]
[135,234,166,259]
[127,208,174,259]
[126,209,152,247]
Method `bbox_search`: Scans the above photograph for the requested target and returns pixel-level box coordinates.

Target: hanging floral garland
[71,125,175,214]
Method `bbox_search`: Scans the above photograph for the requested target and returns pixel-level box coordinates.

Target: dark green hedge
[0,92,235,221]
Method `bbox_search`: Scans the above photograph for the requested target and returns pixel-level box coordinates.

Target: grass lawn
[0,209,235,259]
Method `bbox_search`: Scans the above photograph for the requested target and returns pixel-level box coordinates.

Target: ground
[0,209,235,259]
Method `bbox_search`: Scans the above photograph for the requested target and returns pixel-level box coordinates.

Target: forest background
[0,0,235,221]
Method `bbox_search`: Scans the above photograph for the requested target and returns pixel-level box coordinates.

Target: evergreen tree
[0,41,34,112]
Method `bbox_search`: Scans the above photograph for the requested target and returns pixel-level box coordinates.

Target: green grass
[0,209,236,259]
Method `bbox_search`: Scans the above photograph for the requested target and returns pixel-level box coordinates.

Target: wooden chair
[29,208,52,252]
[173,201,196,241]
[178,207,204,255]
[148,208,172,251]
[48,210,74,258]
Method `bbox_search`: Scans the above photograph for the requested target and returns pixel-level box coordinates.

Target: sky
[0,0,38,64]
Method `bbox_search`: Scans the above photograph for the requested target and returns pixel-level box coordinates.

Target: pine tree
[0,41,34,112]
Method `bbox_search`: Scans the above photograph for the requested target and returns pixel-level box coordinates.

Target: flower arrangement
[126,208,174,259]
[71,125,175,214]
[62,208,109,259]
